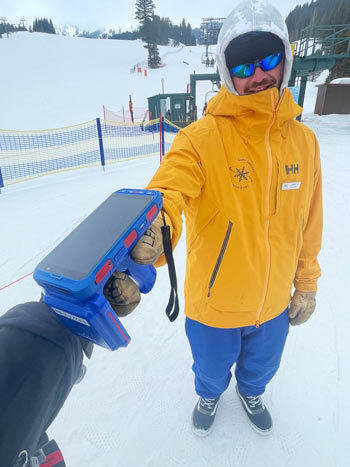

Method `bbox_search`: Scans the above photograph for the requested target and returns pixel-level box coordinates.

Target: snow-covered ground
[330,77,350,84]
[1,32,350,467]
[0,32,210,130]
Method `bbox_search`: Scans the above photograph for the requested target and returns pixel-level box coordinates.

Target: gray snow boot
[192,397,220,436]
[236,385,272,435]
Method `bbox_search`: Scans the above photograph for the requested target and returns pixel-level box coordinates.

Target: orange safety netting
[103,105,150,123]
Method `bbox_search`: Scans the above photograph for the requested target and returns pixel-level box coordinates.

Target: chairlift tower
[200,18,225,65]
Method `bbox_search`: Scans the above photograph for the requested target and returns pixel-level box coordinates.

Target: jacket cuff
[293,279,318,293]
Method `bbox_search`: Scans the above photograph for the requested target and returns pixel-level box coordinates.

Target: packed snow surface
[330,77,350,84]
[1,32,350,467]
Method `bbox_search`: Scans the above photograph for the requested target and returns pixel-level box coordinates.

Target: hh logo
[285,164,299,175]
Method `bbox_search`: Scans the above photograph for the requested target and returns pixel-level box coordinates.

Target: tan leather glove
[103,216,164,316]
[288,290,316,326]
[130,216,164,264]
[103,271,140,317]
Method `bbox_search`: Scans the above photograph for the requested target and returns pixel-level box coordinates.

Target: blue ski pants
[185,308,289,398]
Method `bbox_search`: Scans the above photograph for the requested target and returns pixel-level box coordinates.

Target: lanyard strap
[160,209,179,322]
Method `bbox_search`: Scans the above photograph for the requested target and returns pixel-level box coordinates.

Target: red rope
[0,272,33,291]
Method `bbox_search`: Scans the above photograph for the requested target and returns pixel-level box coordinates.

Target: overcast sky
[2,0,309,31]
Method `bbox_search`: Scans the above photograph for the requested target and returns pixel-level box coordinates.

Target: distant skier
[206,56,210,67]
[116,0,323,437]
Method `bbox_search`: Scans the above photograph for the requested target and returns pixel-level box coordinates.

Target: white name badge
[281,182,301,191]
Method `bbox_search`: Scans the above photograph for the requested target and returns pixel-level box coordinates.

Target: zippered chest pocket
[275,160,304,215]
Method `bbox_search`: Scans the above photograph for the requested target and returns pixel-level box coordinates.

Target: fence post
[96,118,106,171]
[159,114,162,164]
[161,116,165,157]
[0,167,3,193]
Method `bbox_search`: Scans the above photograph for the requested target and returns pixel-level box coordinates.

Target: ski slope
[1,32,350,467]
[0,32,211,130]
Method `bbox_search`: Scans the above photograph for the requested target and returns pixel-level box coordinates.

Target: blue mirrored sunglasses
[231,52,283,78]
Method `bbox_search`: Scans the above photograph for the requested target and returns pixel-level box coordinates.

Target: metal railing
[294,24,350,59]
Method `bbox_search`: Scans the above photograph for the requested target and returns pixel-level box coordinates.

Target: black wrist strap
[160,210,179,322]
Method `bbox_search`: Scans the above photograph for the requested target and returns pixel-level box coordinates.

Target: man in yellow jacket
[107,0,322,436]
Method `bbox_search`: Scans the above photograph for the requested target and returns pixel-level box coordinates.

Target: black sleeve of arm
[0,301,85,466]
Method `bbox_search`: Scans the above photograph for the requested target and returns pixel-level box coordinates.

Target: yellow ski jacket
[147,85,322,328]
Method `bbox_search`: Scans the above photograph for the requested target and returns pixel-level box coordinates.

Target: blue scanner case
[33,189,163,350]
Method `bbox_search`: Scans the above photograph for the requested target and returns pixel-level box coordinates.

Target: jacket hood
[206,85,302,129]
[216,0,293,96]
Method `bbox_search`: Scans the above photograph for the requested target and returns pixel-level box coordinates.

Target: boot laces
[200,398,218,411]
[246,395,263,409]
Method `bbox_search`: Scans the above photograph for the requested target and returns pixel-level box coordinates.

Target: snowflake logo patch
[229,159,255,189]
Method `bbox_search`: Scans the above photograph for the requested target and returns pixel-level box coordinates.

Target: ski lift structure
[148,23,350,126]
[147,93,194,127]
[200,18,225,66]
[289,23,350,119]
[201,51,216,66]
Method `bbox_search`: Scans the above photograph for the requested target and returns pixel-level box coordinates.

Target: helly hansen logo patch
[285,164,299,175]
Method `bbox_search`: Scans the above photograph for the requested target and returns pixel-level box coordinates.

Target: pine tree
[135,0,155,41]
[186,23,196,46]
[147,42,161,67]
[135,0,155,24]
[122,8,196,47]
[326,58,350,82]
[286,0,350,41]
[135,0,161,68]
[33,18,56,34]
[49,19,55,34]
[181,18,186,44]
[327,9,350,82]
[0,21,28,36]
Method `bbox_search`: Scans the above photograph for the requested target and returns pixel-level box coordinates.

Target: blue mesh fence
[0,125,98,150]
[0,118,180,187]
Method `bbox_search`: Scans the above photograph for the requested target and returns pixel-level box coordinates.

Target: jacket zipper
[255,91,277,327]
[275,159,281,215]
[207,221,233,297]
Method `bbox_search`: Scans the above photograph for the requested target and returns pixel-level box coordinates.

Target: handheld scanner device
[34,189,163,351]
